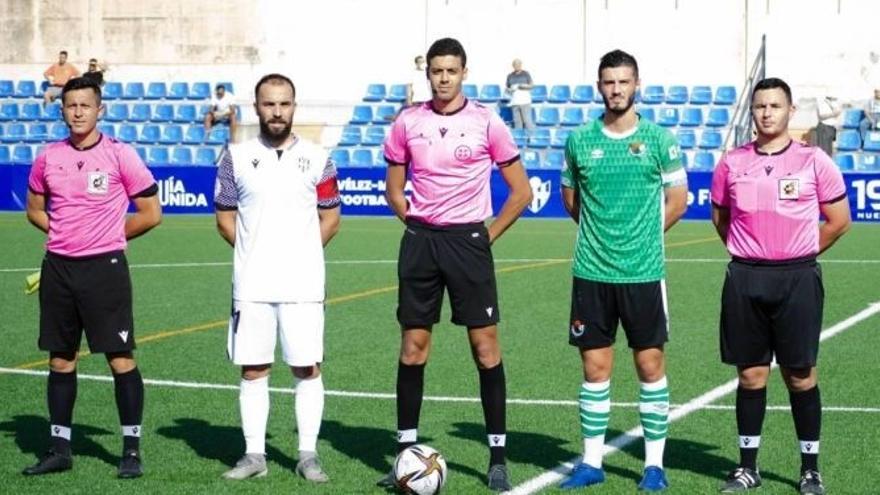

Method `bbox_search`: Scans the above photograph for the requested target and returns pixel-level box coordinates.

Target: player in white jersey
[214,73,341,483]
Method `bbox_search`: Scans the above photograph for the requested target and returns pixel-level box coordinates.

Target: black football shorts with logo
[39,250,136,353]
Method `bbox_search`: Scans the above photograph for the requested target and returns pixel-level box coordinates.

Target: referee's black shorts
[720,256,823,368]
[396,219,499,328]
[39,250,136,354]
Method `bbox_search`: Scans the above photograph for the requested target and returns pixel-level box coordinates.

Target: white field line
[1,367,879,415]
[1,257,879,273]
[507,301,880,495]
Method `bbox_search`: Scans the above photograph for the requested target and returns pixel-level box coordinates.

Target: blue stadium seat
[105,103,129,122]
[189,82,211,100]
[677,130,696,149]
[117,124,138,143]
[12,144,33,163]
[168,82,189,100]
[50,123,70,140]
[362,126,387,146]
[551,129,571,149]
[0,103,19,121]
[834,153,854,171]
[129,103,151,122]
[530,85,548,103]
[521,150,541,169]
[479,84,502,103]
[194,147,217,166]
[15,81,38,98]
[571,85,594,103]
[498,105,513,124]
[364,83,387,102]
[22,103,42,120]
[681,151,692,169]
[690,86,713,105]
[170,146,193,165]
[548,85,571,103]
[657,108,680,127]
[134,146,148,162]
[639,107,656,122]
[587,107,604,121]
[174,105,197,123]
[103,82,123,100]
[217,82,234,93]
[330,149,350,167]
[536,107,560,127]
[679,108,703,127]
[338,125,362,146]
[146,82,167,100]
[842,109,864,129]
[562,107,584,126]
[97,123,116,138]
[666,85,688,104]
[350,105,373,125]
[545,150,565,169]
[153,103,174,122]
[373,105,397,124]
[699,130,723,149]
[706,108,730,127]
[836,130,862,152]
[0,80,13,97]
[159,124,184,144]
[206,126,230,145]
[0,145,9,163]
[387,84,407,103]
[856,153,880,172]
[123,82,145,100]
[511,128,527,148]
[351,148,374,167]
[863,131,880,152]
[26,123,48,143]
[462,84,478,99]
[139,124,161,144]
[147,146,169,165]
[714,86,737,105]
[529,128,551,148]
[183,125,206,144]
[3,123,26,142]
[693,151,716,170]
[641,85,665,104]
[41,103,62,121]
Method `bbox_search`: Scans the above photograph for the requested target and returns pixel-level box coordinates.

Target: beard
[602,92,636,116]
[259,118,292,143]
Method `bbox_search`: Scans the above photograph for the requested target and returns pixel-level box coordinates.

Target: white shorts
[227,300,324,367]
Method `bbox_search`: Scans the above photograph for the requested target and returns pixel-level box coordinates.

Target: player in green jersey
[558,49,688,492]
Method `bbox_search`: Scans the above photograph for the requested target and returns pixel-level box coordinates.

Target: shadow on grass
[0,414,116,467]
[320,419,432,476]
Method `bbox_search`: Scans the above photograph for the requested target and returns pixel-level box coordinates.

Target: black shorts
[39,250,136,354]
[568,277,668,349]
[397,219,499,328]
[720,257,823,368]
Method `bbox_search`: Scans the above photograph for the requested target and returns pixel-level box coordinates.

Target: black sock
[113,367,144,452]
[479,361,506,466]
[396,362,425,452]
[736,386,766,470]
[48,370,77,456]
[789,386,821,473]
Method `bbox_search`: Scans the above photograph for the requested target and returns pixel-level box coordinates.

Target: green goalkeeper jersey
[562,117,686,283]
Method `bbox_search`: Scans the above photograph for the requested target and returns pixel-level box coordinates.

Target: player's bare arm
[385,165,409,222]
[126,194,162,240]
[711,204,730,243]
[25,190,49,233]
[663,184,688,232]
[818,197,851,253]
[561,185,580,224]
[318,206,341,247]
[216,209,236,246]
[488,160,532,243]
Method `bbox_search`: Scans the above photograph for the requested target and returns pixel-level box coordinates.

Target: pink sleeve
[28,150,48,194]
[487,111,519,166]
[117,143,156,196]
[710,154,730,207]
[383,115,409,166]
[813,149,847,203]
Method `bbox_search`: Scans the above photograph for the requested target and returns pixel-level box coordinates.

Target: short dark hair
[598,49,639,80]
[426,38,467,68]
[89,58,97,64]
[254,73,296,101]
[59,50,68,57]
[752,77,792,104]
[61,77,102,105]
[215,83,225,91]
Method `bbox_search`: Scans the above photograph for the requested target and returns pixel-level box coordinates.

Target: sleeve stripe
[130,183,158,198]
[497,154,521,168]
[385,156,407,167]
[711,201,729,210]
[214,203,238,211]
[661,167,687,185]
[819,192,848,205]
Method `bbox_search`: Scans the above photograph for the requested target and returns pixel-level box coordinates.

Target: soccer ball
[393,444,448,494]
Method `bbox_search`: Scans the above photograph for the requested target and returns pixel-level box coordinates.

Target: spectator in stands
[43,51,80,104]
[813,96,840,156]
[406,55,431,107]
[204,84,238,140]
[82,58,108,86]
[859,89,880,142]
[505,59,535,130]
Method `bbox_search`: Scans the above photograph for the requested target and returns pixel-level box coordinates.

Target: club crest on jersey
[570,320,585,337]
[628,141,646,156]
[454,145,472,161]
[778,178,799,200]
[87,171,109,194]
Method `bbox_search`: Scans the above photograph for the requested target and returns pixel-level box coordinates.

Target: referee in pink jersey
[710,78,850,495]
[378,38,532,492]
[23,77,162,478]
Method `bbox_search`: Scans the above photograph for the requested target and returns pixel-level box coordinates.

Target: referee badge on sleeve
[778,178,800,200]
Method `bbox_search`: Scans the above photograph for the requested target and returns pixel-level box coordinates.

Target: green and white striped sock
[579,380,610,468]
[639,376,669,468]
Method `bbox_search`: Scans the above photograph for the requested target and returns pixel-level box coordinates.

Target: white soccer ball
[393,444,448,495]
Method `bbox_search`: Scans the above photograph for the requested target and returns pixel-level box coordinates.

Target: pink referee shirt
[28,134,157,257]
[710,141,847,261]
[383,100,520,226]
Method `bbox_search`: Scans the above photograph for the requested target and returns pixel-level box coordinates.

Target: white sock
[640,376,669,469]
[239,376,269,455]
[295,373,325,453]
